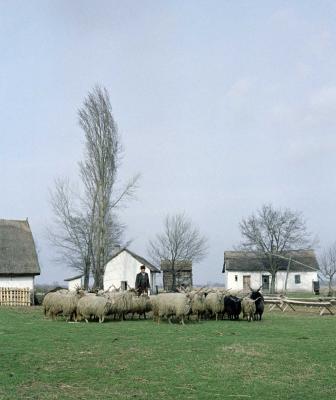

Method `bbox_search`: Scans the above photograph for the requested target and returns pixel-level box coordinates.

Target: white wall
[225,271,262,291]
[103,251,158,292]
[224,271,318,293]
[68,277,83,291]
[276,271,318,292]
[0,276,34,290]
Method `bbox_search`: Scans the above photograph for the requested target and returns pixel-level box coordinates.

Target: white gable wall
[104,251,157,292]
[0,276,34,290]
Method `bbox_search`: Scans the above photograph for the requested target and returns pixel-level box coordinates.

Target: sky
[1,0,336,285]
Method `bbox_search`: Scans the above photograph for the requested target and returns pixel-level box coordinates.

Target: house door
[262,275,270,292]
[243,275,251,292]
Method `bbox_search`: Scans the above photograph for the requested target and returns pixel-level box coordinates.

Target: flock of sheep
[42,287,264,324]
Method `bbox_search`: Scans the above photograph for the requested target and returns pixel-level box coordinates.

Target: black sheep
[224,295,241,320]
[250,288,264,320]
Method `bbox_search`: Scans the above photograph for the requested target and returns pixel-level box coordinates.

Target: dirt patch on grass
[221,343,265,357]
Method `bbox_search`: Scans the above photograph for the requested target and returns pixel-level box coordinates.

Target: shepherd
[135,265,150,296]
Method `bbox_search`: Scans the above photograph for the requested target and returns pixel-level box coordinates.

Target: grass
[0,307,336,400]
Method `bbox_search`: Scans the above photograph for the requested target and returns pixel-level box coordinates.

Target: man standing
[135,265,150,295]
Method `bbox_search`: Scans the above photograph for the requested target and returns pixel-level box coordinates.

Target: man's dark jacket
[135,272,150,291]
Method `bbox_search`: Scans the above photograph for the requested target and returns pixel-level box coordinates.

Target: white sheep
[204,290,225,320]
[130,293,152,319]
[189,289,207,321]
[104,290,136,320]
[150,293,191,325]
[241,297,256,322]
[42,289,84,321]
[42,291,64,317]
[76,295,111,323]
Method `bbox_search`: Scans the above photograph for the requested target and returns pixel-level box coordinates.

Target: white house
[64,274,85,291]
[222,250,319,293]
[0,219,40,290]
[103,248,160,293]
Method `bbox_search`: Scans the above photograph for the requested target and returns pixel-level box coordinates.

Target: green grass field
[0,306,335,400]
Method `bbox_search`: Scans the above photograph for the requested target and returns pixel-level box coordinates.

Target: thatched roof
[106,248,161,273]
[0,219,40,276]
[161,260,192,272]
[222,250,319,273]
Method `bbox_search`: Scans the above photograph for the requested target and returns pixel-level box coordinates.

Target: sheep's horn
[252,298,259,303]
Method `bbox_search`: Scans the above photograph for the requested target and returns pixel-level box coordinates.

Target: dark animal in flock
[249,287,264,320]
[224,295,241,320]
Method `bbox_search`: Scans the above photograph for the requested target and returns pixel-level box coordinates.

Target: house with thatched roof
[222,250,319,293]
[103,248,160,293]
[0,219,40,290]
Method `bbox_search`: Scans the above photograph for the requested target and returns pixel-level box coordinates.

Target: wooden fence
[264,296,335,316]
[0,287,31,306]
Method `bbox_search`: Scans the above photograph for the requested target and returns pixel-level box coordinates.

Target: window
[295,275,301,284]
[234,275,238,282]
[121,281,128,291]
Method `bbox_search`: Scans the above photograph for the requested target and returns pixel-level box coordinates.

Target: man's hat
[140,265,146,270]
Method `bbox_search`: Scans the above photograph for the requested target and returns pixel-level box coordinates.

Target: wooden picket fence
[0,287,31,306]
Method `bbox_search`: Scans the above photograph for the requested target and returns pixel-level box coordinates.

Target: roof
[0,219,41,276]
[222,250,319,273]
[161,260,192,272]
[106,248,161,273]
[64,274,84,282]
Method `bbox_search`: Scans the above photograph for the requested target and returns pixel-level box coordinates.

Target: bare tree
[49,86,139,289]
[148,213,208,291]
[47,179,93,289]
[319,243,336,296]
[239,204,313,293]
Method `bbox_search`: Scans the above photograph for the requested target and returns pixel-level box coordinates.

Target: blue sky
[1,1,336,285]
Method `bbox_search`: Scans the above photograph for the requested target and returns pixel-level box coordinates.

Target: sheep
[250,287,264,320]
[42,290,65,317]
[121,290,138,319]
[76,295,111,323]
[43,289,71,319]
[241,297,256,322]
[204,290,225,320]
[42,289,84,321]
[150,292,191,325]
[104,291,131,320]
[130,293,152,319]
[189,289,207,321]
[223,295,242,320]
[104,290,139,320]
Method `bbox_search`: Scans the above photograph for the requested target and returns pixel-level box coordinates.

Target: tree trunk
[328,278,333,297]
[83,256,90,290]
[270,271,276,294]
[172,262,176,292]
[93,268,104,290]
[284,257,292,294]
